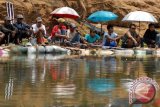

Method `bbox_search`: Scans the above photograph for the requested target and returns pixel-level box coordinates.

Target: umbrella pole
[139,21,140,35]
[101,23,103,36]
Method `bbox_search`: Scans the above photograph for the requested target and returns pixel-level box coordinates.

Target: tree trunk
[62,0,70,7]
[77,0,87,19]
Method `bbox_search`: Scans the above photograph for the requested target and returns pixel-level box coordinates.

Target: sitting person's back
[85,30,100,44]
[121,24,141,48]
[103,24,120,47]
[143,23,159,48]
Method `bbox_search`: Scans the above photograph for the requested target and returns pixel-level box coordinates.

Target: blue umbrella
[87,78,115,93]
[87,11,118,23]
[87,11,118,35]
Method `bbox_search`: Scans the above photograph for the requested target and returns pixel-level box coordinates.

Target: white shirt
[103,32,118,45]
[104,32,118,38]
[32,24,46,36]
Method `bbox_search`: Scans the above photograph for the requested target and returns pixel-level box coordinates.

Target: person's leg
[0,32,5,45]
[70,33,80,43]
[156,34,160,47]
[140,38,144,47]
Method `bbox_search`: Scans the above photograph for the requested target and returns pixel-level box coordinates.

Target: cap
[70,23,77,28]
[17,14,24,19]
[36,17,42,22]
[57,18,65,23]
[4,16,11,21]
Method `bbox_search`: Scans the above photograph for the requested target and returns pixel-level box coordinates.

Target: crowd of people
[0,14,160,49]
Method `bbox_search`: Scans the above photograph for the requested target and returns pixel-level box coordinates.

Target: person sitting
[85,30,100,44]
[31,17,46,45]
[103,24,120,47]
[65,23,83,47]
[14,14,31,44]
[143,23,159,48]
[121,24,141,48]
[1,16,17,44]
[50,18,68,44]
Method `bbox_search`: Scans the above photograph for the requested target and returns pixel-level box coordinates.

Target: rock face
[0,0,160,26]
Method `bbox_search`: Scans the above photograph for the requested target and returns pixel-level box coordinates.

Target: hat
[17,14,24,19]
[4,16,11,21]
[36,17,42,22]
[70,23,77,28]
[57,18,65,23]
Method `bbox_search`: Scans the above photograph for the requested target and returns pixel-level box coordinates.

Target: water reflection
[0,55,159,107]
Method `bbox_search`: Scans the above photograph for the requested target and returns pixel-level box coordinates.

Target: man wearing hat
[14,14,31,44]
[50,18,68,44]
[1,16,17,44]
[31,17,46,44]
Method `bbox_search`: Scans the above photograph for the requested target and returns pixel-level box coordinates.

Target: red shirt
[51,25,66,37]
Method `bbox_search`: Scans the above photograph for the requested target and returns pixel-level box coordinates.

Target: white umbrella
[122,11,158,23]
[122,11,158,33]
[51,7,80,19]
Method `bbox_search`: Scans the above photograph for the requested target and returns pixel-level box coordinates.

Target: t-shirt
[85,34,100,43]
[104,32,118,38]
[69,30,77,40]
[103,32,118,45]
[32,24,46,36]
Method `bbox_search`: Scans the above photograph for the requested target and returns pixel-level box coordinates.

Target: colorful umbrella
[87,11,118,35]
[122,11,158,33]
[87,10,118,23]
[51,7,80,19]
[122,11,157,23]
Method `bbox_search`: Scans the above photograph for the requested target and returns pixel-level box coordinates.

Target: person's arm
[126,31,138,45]
[106,34,116,41]
[1,25,12,33]
[42,25,46,36]
[115,34,122,40]
[84,34,89,42]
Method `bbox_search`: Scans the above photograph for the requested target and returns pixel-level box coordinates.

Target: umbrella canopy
[87,78,115,93]
[51,7,80,19]
[87,10,118,23]
[122,11,158,23]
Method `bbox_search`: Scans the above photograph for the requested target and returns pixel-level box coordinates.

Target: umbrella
[87,78,115,93]
[51,7,80,19]
[87,11,118,35]
[122,11,158,33]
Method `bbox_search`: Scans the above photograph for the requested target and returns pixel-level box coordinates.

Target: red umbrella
[51,7,80,19]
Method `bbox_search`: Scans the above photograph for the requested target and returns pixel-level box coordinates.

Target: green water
[0,54,159,107]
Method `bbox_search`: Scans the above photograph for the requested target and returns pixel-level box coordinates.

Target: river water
[0,54,160,107]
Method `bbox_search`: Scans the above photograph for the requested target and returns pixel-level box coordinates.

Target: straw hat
[57,18,65,23]
[17,14,24,19]
[36,17,42,22]
[4,16,11,21]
